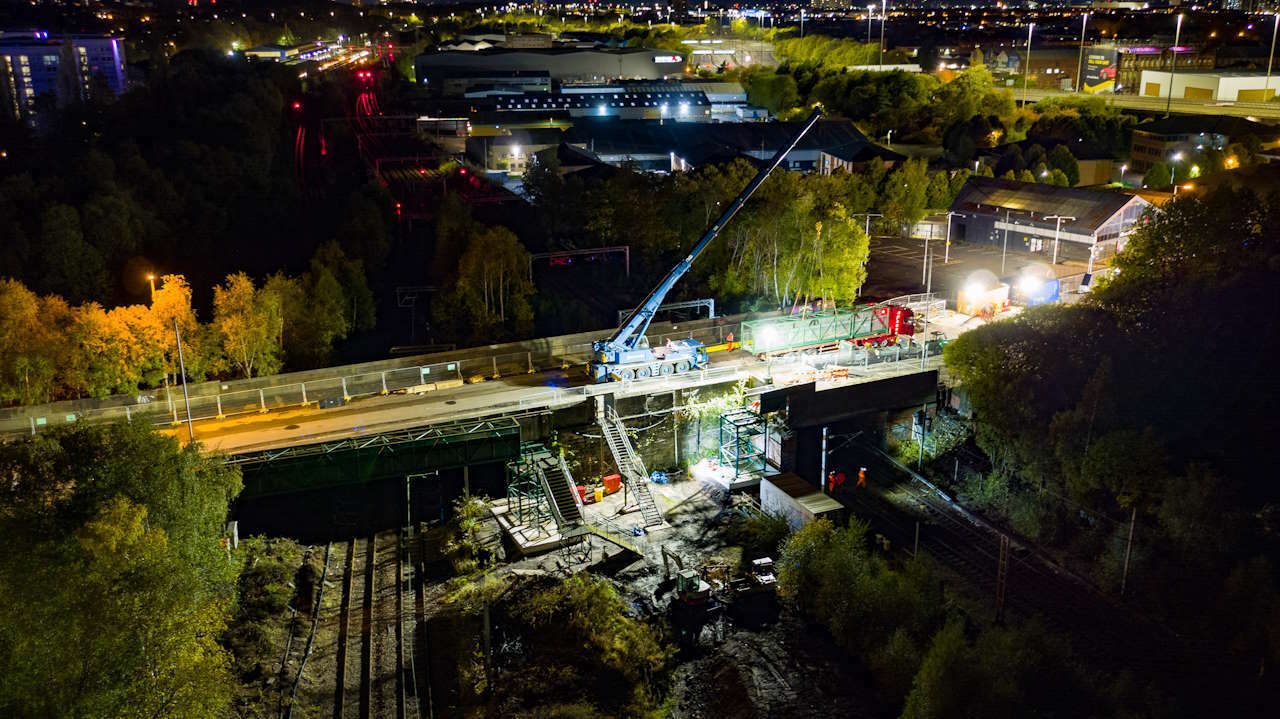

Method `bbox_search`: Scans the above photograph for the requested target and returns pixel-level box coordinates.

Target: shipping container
[760,473,846,531]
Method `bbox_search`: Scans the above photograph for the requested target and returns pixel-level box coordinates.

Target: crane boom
[590,109,823,382]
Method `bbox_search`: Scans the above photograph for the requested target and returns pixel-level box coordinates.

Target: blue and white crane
[589,109,823,382]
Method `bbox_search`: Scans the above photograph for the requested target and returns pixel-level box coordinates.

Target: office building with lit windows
[0,30,127,124]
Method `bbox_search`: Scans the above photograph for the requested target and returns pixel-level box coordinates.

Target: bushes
[451,574,675,718]
[775,518,945,707]
[775,517,1115,714]
[729,510,792,561]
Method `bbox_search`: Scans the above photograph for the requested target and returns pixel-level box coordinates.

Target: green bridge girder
[230,417,522,498]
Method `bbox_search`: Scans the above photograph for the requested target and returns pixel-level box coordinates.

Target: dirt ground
[608,481,884,719]
[666,614,881,719]
[397,478,886,718]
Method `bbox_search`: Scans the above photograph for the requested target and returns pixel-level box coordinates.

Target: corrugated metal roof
[949,176,1144,235]
[561,118,886,167]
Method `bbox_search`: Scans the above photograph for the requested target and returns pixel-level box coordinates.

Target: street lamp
[943,211,964,264]
[867,5,874,44]
[1075,12,1089,94]
[1044,214,1076,265]
[1266,13,1279,103]
[147,273,156,303]
[1023,23,1034,106]
[1165,13,1184,118]
[879,0,887,68]
[1171,151,1183,187]
[999,208,1030,275]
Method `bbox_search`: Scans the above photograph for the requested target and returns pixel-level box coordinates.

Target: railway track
[288,532,425,719]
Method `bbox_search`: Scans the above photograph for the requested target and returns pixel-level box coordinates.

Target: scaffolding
[719,409,766,482]
[506,443,556,529]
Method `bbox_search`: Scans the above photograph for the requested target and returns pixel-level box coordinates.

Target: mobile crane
[589,108,823,382]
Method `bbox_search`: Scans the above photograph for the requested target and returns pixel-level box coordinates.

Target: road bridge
[1017,87,1280,120]
[2,297,965,501]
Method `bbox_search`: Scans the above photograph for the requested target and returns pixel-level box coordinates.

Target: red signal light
[292,101,301,110]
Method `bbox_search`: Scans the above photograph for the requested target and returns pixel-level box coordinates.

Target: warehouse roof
[562,118,894,167]
[949,177,1146,235]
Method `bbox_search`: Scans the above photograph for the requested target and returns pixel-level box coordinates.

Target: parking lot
[862,235,1092,303]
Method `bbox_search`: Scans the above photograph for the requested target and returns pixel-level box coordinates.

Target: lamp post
[147,273,156,303]
[1045,214,1076,265]
[1165,13,1184,118]
[943,211,964,264]
[879,0,887,68]
[1001,208,1019,275]
[1075,12,1089,93]
[1266,13,1279,103]
[1023,23,1034,106]
[856,212,883,238]
[867,5,874,44]
[920,244,933,370]
[1170,150,1183,188]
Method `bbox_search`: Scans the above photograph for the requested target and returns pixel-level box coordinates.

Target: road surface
[1018,87,1280,120]
[170,343,955,457]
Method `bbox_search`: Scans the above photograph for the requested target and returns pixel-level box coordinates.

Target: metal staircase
[600,407,663,528]
[536,453,582,526]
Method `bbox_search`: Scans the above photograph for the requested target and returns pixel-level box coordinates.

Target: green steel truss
[740,305,891,355]
[232,417,521,497]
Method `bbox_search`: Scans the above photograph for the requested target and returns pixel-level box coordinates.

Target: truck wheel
[637,366,652,379]
[660,363,675,376]
[676,360,690,373]
[620,368,636,381]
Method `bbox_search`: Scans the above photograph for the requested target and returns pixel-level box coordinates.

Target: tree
[335,185,392,274]
[742,68,800,115]
[1030,96,1135,158]
[264,266,350,369]
[447,225,535,339]
[0,422,242,718]
[925,171,952,209]
[0,279,58,405]
[1143,162,1172,188]
[311,241,375,333]
[930,66,1016,136]
[900,621,970,719]
[881,158,931,234]
[212,272,282,378]
[807,204,872,303]
[1048,168,1070,187]
[37,204,108,304]
[1046,144,1080,186]
[150,274,211,381]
